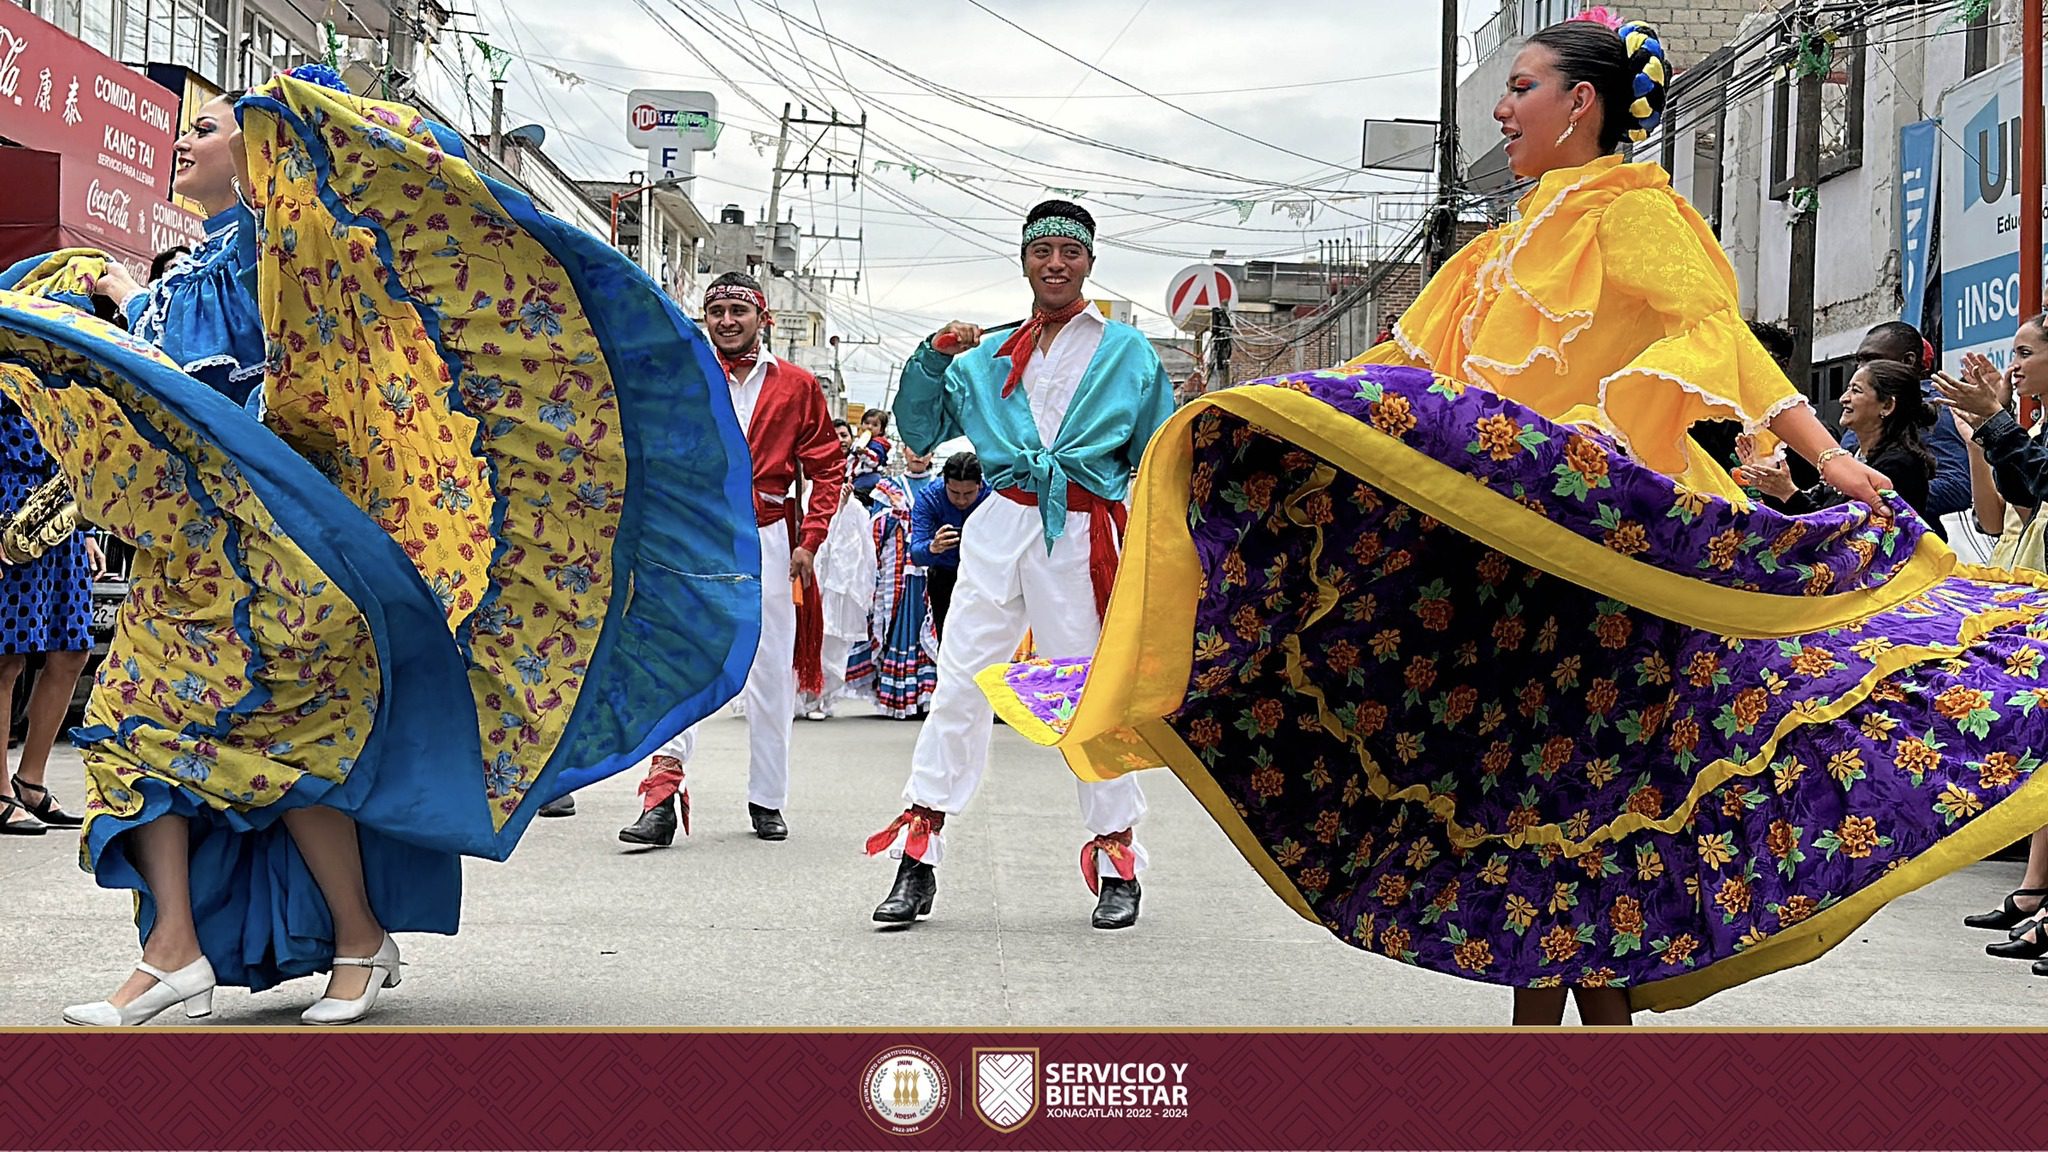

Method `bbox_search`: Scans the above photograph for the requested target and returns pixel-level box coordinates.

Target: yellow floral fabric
[240,75,633,827]
[0,294,379,856]
[1353,155,1799,492]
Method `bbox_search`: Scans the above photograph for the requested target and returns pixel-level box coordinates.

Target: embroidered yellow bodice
[1352,155,1803,498]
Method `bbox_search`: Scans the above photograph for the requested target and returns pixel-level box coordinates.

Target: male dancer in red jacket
[620,271,845,845]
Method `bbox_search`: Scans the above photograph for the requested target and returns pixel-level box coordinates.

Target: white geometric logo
[973,1048,1038,1132]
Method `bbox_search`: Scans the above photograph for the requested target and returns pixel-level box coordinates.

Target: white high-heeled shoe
[300,934,401,1025]
[63,956,217,1026]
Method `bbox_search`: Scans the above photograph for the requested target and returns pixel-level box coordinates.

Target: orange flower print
[1313,810,1342,844]
[1325,640,1360,676]
[1826,749,1865,785]
[1790,646,1836,678]
[1342,776,1364,806]
[1714,876,1754,918]
[1376,874,1412,907]
[1504,894,1538,930]
[1297,866,1330,893]
[1251,764,1285,799]
[1777,894,1818,925]
[1769,522,1807,556]
[1586,757,1620,788]
[1190,462,1215,504]
[1351,532,1384,567]
[1935,686,1990,721]
[1835,814,1880,858]
[1405,656,1438,695]
[1594,611,1633,649]
[1980,752,2021,790]
[1539,735,1575,777]
[1552,655,1583,689]
[1577,847,1609,880]
[1539,924,1583,964]
[1371,394,1417,437]
[1440,685,1478,727]
[1479,856,1509,885]
[1705,528,1745,571]
[1249,698,1285,736]
[1477,552,1511,585]
[1518,680,1547,718]
[2007,646,2045,677]
[1586,679,1619,717]
[1804,564,1835,596]
[1394,732,1424,763]
[1605,520,1650,557]
[1186,716,1224,750]
[1859,713,1898,742]
[1661,933,1700,966]
[1696,832,1735,870]
[1244,473,1278,512]
[1354,700,1390,738]
[1579,967,1619,988]
[1379,924,1413,959]
[1894,737,1942,777]
[1535,618,1560,652]
[1222,551,1248,589]
[1482,740,1513,778]
[1493,615,1527,651]
[1275,838,1308,866]
[1669,717,1702,756]
[1504,804,1541,836]
[1718,783,1754,818]
[1673,485,1710,518]
[1938,782,1984,820]
[1416,595,1455,632]
[1231,604,1263,642]
[1636,843,1666,881]
[1474,413,1526,461]
[1609,896,1645,936]
[1685,651,1722,688]
[1383,550,1413,575]
[1563,435,1609,482]
[1765,819,1798,858]
[1302,490,1335,526]
[1731,686,1771,732]
[1773,755,1807,793]
[1370,629,1402,659]
[1405,838,1439,870]
[1453,937,1494,973]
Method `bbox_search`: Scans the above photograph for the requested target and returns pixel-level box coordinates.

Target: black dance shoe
[12,780,80,828]
[873,857,936,924]
[1965,887,2048,931]
[1986,918,2048,960]
[538,793,576,818]
[1091,878,1142,930]
[749,803,787,841]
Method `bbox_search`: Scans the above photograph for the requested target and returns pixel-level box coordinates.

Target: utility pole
[1786,5,1824,393]
[763,103,794,259]
[1429,0,1459,273]
[488,78,505,162]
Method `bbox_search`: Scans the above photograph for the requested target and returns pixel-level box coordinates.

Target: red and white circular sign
[1166,264,1236,331]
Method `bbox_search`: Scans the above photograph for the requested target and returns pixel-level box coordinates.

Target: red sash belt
[759,490,825,697]
[996,483,1127,622]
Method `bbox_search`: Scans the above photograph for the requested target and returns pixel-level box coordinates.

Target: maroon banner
[0,1029,2037,1149]
[0,3,203,266]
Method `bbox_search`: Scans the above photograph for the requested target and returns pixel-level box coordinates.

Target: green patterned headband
[1021,216,1094,253]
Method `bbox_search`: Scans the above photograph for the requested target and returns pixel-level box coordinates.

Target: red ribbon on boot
[637,755,689,835]
[1079,828,1138,895]
[994,298,1089,398]
[865,805,946,861]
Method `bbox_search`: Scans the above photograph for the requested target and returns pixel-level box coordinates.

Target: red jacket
[742,355,845,554]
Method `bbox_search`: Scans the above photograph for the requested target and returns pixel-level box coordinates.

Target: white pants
[894,496,1148,875]
[657,522,795,809]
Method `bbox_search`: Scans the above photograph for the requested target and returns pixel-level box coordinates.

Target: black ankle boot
[873,856,937,924]
[619,796,677,847]
[749,803,788,841]
[1092,877,1141,929]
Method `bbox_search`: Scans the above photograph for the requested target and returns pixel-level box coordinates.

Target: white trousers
[895,496,1148,875]
[658,522,795,809]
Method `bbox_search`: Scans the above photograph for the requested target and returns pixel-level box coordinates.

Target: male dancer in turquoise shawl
[864,200,1175,929]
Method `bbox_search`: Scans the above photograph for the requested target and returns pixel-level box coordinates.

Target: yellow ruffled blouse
[1354,155,1803,499]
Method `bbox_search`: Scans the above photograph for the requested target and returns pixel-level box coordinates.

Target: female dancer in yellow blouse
[1358,18,1885,515]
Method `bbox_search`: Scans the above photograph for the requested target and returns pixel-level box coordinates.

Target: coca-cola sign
[0,3,200,266]
[84,179,132,231]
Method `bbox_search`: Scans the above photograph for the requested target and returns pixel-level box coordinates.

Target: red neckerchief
[995,298,1090,398]
[718,348,761,383]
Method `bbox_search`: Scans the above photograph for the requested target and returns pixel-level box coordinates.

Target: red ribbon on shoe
[993,298,1089,398]
[864,806,946,861]
[996,484,1128,621]
[637,756,689,834]
[1079,828,1138,895]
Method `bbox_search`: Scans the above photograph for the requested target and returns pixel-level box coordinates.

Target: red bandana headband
[704,281,769,315]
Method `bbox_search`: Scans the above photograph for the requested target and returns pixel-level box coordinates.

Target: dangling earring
[1554,117,1579,147]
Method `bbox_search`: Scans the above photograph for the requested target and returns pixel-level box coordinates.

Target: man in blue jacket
[909,451,988,644]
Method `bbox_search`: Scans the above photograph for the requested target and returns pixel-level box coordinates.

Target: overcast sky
[420,0,1463,405]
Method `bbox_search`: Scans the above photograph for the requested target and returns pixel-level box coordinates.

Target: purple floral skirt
[979,366,2048,1012]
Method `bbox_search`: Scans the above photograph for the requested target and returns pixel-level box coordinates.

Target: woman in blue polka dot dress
[0,392,102,836]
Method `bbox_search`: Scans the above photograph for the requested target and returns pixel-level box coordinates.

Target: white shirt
[1019,305,1105,448]
[729,349,774,433]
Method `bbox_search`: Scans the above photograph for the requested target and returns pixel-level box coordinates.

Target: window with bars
[1769,28,1866,199]
[98,0,230,86]
[239,11,310,88]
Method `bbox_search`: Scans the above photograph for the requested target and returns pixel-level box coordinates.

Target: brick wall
[1634,0,1759,68]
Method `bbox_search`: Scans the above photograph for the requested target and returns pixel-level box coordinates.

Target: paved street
[4,700,2047,1027]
